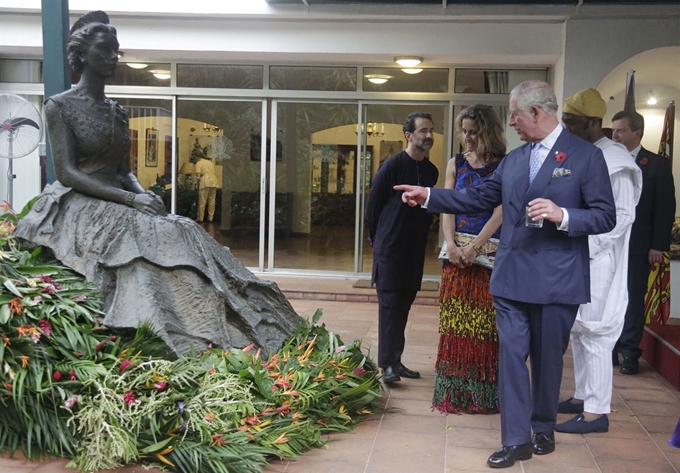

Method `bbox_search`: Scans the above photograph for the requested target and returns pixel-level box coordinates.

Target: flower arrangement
[0,201,381,473]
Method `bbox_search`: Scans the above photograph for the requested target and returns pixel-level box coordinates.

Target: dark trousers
[494,297,578,446]
[617,253,651,360]
[377,289,417,369]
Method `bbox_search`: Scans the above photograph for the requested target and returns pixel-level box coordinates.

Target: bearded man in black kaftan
[365,112,439,383]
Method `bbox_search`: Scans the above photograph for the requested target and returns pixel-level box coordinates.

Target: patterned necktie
[529,143,542,184]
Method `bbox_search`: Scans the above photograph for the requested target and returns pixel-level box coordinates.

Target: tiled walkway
[3,277,680,472]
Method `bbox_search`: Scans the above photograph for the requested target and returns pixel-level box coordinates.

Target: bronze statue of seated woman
[15,11,300,356]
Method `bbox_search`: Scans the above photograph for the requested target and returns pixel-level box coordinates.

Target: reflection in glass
[454,69,548,94]
[86,63,172,86]
[177,64,264,89]
[362,68,448,93]
[0,59,43,83]
[270,66,357,91]
[274,102,358,271]
[176,99,262,267]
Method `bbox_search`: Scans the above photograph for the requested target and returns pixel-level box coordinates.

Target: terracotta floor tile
[385,385,436,402]
[626,399,680,417]
[617,387,680,403]
[446,446,523,472]
[445,426,502,450]
[285,459,367,473]
[523,463,600,473]
[638,414,680,434]
[378,412,447,434]
[537,442,598,467]
[587,436,665,461]
[596,457,677,473]
[367,452,445,473]
[372,430,445,456]
[446,412,502,430]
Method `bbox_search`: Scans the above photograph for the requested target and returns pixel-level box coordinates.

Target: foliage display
[0,202,381,472]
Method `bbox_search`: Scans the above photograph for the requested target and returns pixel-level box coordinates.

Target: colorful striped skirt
[432,260,499,414]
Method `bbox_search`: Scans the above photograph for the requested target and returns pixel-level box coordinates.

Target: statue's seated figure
[15,11,300,356]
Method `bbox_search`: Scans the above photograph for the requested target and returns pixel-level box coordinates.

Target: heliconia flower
[38,275,55,284]
[154,381,167,391]
[123,390,136,406]
[1,333,10,346]
[40,285,56,295]
[119,360,132,373]
[94,340,106,352]
[210,433,227,447]
[109,336,117,342]
[353,367,366,376]
[64,395,78,409]
[72,294,87,302]
[18,355,29,368]
[335,345,346,353]
[53,371,62,381]
[8,298,23,315]
[38,319,52,337]
[0,200,11,212]
[68,370,77,381]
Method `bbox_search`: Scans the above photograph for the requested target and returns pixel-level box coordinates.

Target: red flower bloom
[555,151,567,162]
[38,319,52,337]
[94,340,106,352]
[119,360,132,373]
[353,367,367,376]
[154,381,167,391]
[640,157,649,165]
[68,370,77,381]
[53,371,62,381]
[109,336,117,342]
[123,390,136,406]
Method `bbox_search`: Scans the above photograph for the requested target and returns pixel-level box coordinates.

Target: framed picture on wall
[145,128,158,167]
[129,129,139,175]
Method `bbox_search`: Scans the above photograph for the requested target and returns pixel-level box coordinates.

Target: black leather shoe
[620,357,639,375]
[487,443,532,468]
[557,397,584,414]
[396,363,420,379]
[612,350,620,366]
[382,365,401,383]
[555,414,609,433]
[531,432,555,455]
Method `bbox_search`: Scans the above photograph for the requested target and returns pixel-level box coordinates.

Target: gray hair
[510,80,558,115]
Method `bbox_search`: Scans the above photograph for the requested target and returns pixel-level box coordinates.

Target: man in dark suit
[612,110,676,375]
[396,80,616,469]
[365,111,439,384]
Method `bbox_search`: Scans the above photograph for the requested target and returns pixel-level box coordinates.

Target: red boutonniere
[640,157,648,165]
[555,151,567,162]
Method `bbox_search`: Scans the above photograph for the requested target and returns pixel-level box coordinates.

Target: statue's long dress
[432,154,500,414]
[15,93,300,356]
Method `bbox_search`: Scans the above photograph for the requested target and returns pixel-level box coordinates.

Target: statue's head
[67,11,118,74]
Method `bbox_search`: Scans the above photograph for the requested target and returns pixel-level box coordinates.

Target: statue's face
[83,30,119,77]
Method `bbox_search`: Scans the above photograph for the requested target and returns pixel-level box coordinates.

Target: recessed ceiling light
[126,63,148,69]
[394,56,423,67]
[150,70,171,80]
[365,74,392,85]
[401,68,423,75]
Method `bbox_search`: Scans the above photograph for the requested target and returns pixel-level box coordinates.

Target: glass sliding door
[270,101,359,272]
[359,103,450,279]
[176,98,263,268]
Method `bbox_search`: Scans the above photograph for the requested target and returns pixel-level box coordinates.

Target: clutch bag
[438,232,499,270]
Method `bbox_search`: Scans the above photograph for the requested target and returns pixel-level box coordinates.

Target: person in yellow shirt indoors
[195,152,219,223]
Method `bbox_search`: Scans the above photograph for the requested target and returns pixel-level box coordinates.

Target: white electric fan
[0,93,43,207]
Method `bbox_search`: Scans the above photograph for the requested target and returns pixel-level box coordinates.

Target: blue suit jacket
[429,129,616,305]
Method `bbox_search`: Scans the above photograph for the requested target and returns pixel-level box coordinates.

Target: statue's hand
[132,192,167,216]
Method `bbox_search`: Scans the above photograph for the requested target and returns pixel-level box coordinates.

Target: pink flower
[94,340,106,352]
[39,275,55,284]
[555,151,567,162]
[123,390,136,406]
[119,360,131,373]
[33,296,42,303]
[68,370,77,381]
[335,345,346,353]
[40,285,55,295]
[72,295,87,302]
[53,371,62,381]
[353,367,366,376]
[38,319,52,337]
[64,395,78,409]
[154,381,167,391]
[640,157,649,165]
[109,336,117,342]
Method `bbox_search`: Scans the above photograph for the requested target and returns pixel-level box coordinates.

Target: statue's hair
[67,11,117,73]
[455,104,506,164]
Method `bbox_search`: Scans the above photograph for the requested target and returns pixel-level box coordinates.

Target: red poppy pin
[640,157,648,165]
[555,151,567,162]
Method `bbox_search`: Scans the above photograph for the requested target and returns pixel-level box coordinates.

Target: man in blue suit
[396,80,616,469]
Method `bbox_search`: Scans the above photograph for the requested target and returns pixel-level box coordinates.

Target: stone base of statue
[15,183,301,356]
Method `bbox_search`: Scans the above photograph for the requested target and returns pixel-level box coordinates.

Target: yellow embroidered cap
[563,88,607,119]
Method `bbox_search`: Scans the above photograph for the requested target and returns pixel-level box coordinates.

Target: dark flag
[645,101,675,325]
[624,69,636,112]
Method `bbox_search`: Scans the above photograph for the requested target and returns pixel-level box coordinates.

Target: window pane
[0,59,43,83]
[177,64,263,89]
[85,63,172,86]
[270,66,357,91]
[362,68,449,93]
[454,69,548,93]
